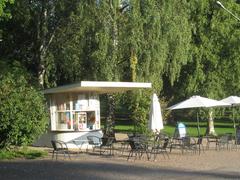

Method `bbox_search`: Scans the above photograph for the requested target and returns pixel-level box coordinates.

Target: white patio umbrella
[220,96,240,106]
[220,96,240,128]
[167,95,230,136]
[149,93,164,133]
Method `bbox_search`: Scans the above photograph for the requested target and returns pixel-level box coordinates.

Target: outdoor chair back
[150,133,169,160]
[51,140,71,160]
[206,135,218,150]
[181,136,197,154]
[87,135,102,152]
[127,135,149,161]
[217,133,234,150]
[100,137,115,155]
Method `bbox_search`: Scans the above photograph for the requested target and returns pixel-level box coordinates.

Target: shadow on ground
[0,159,239,180]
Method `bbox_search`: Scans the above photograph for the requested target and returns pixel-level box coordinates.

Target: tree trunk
[105,94,115,137]
[35,0,57,88]
[206,110,217,136]
[36,0,48,88]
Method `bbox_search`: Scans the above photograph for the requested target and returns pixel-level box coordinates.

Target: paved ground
[0,147,240,180]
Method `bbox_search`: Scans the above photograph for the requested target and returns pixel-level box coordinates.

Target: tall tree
[168,0,240,135]
[50,1,124,136]
[118,0,192,92]
[0,0,79,88]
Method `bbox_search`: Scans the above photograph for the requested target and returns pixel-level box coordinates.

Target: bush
[129,90,152,134]
[0,61,49,148]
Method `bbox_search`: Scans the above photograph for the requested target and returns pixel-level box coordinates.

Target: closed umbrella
[149,93,164,133]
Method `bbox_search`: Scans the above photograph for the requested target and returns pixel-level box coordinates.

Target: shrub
[129,90,152,134]
[0,61,49,149]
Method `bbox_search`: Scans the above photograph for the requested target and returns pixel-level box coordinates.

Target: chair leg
[165,150,169,159]
[127,151,133,161]
[139,150,144,159]
[121,143,129,155]
[150,149,155,160]
[66,151,71,159]
[134,151,138,161]
[86,145,89,153]
[52,150,55,160]
[169,144,173,153]
[121,143,125,155]
[206,142,209,150]
[146,150,150,160]
[63,151,66,159]
[161,149,166,159]
[110,145,113,156]
[154,149,158,161]
[201,144,205,153]
[56,151,58,160]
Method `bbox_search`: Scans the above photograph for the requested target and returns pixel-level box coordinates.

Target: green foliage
[51,1,122,84]
[167,0,240,110]
[129,90,152,134]
[2,0,240,134]
[0,61,49,148]
[0,0,14,20]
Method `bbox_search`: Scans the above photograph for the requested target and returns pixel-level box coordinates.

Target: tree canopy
[1,0,240,134]
[0,0,14,19]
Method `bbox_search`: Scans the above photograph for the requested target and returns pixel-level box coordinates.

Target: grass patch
[113,119,237,137]
[0,147,48,160]
[114,125,134,132]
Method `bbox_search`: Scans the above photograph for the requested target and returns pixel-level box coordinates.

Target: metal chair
[86,135,102,152]
[217,133,234,150]
[51,140,71,160]
[150,133,169,160]
[181,136,197,154]
[100,137,115,155]
[196,136,204,154]
[127,136,150,161]
[206,135,219,150]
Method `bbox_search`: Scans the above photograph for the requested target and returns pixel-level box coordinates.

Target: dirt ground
[0,142,240,180]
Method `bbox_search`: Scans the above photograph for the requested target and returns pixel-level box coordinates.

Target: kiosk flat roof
[43,81,152,94]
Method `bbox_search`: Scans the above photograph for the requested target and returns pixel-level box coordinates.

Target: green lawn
[113,119,237,137]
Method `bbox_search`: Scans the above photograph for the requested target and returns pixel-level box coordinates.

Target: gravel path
[0,148,240,180]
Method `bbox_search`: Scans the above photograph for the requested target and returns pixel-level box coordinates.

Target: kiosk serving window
[50,93,100,131]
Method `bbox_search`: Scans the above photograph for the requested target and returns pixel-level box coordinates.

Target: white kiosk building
[34,81,151,148]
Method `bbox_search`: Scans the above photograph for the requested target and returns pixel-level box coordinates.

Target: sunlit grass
[0,147,48,160]
[113,118,237,137]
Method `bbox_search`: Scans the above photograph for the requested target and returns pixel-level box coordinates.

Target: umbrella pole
[232,105,236,129]
[232,106,237,142]
[197,111,200,137]
[197,111,201,154]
